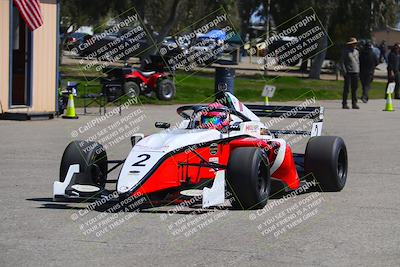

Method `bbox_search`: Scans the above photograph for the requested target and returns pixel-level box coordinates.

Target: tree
[60,0,150,35]
[269,0,338,79]
[60,0,113,34]
[237,0,262,40]
[267,0,399,79]
[60,0,240,46]
[152,0,185,44]
[307,0,338,79]
[139,0,238,63]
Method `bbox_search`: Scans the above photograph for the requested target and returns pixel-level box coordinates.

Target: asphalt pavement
[0,98,399,266]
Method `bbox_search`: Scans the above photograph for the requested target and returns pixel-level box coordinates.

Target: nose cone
[117,128,221,194]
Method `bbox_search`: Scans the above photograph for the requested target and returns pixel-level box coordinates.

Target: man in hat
[341,37,360,109]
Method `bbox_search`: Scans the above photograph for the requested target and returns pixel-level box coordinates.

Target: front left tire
[227,147,271,209]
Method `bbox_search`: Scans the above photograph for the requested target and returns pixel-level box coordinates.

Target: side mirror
[131,133,144,147]
[155,122,170,129]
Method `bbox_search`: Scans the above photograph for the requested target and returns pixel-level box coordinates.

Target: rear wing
[245,104,324,137]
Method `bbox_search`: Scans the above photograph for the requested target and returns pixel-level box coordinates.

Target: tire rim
[90,164,102,185]
[337,148,347,182]
[91,149,107,187]
[127,87,137,98]
[161,82,173,98]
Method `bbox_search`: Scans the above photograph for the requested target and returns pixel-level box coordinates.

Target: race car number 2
[131,154,151,167]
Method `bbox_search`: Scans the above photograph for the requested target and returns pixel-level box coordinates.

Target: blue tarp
[198,30,226,41]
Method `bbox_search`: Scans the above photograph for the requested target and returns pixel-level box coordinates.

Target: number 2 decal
[132,154,151,167]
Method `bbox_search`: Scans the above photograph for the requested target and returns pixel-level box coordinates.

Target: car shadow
[269,184,320,199]
[27,184,321,214]
[26,197,234,214]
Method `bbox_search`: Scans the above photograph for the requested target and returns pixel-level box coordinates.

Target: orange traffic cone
[62,93,79,119]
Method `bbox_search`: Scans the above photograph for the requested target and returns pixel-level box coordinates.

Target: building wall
[31,0,58,112]
[0,0,10,113]
[373,28,400,47]
[0,0,57,114]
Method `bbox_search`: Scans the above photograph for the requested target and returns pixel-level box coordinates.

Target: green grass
[60,65,387,106]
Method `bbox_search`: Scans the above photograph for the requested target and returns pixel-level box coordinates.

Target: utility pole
[266,0,271,40]
[264,0,271,76]
[370,0,374,36]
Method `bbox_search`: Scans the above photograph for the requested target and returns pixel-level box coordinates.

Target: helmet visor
[201,116,223,126]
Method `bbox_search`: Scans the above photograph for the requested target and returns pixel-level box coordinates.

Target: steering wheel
[177,105,230,118]
[176,105,199,119]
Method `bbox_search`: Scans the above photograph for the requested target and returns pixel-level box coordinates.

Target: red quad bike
[102,66,176,101]
[53,92,348,210]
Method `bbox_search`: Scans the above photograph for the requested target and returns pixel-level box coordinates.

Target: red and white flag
[13,0,43,31]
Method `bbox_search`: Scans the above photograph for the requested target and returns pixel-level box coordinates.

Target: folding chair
[80,83,106,115]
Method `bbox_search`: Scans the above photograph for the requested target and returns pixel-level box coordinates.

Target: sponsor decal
[210,143,218,155]
[209,157,219,172]
[245,124,260,133]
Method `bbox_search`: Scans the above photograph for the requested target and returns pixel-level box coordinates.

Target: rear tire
[304,136,348,191]
[156,79,176,101]
[227,147,271,210]
[60,141,108,187]
[124,81,140,98]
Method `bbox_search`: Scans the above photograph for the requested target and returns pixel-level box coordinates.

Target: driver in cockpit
[199,103,230,131]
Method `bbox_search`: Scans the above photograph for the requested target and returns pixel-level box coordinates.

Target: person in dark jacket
[341,37,360,109]
[359,41,379,103]
[387,43,400,99]
[379,40,387,63]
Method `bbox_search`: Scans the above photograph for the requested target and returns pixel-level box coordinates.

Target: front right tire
[304,136,348,191]
[60,140,108,187]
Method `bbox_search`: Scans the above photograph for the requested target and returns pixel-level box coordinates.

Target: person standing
[387,43,400,99]
[359,41,379,103]
[379,40,388,63]
[341,37,360,109]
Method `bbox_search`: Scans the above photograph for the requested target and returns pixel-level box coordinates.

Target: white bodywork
[202,170,225,208]
[53,164,101,199]
[53,164,80,199]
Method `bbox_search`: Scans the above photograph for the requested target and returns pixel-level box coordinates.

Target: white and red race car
[53,92,347,209]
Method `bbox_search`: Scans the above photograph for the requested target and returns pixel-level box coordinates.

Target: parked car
[159,36,190,57]
[186,30,226,65]
[76,28,150,60]
[62,32,90,51]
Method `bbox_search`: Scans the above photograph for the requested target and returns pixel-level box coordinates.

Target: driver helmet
[200,103,229,130]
